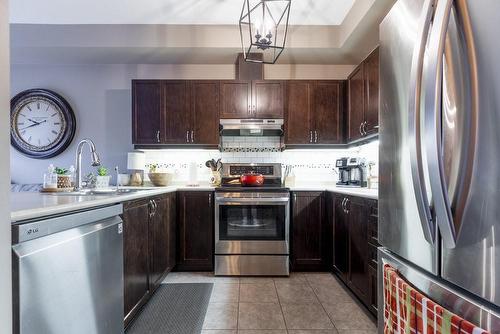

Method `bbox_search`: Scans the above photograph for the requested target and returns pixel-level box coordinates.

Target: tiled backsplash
[143,139,379,184]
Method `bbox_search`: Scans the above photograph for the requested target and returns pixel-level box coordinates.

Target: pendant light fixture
[239,0,291,64]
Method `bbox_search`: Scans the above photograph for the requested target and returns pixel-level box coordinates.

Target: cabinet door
[220,81,252,119]
[252,80,284,118]
[333,195,349,279]
[166,193,177,273]
[313,81,343,144]
[122,199,150,324]
[364,48,379,135]
[177,191,214,271]
[348,196,369,300]
[164,81,191,144]
[149,194,176,290]
[191,81,220,145]
[368,265,378,316]
[291,192,326,271]
[132,80,163,144]
[348,65,365,142]
[285,81,313,144]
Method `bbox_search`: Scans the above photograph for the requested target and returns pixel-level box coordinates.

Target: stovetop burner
[215,186,290,193]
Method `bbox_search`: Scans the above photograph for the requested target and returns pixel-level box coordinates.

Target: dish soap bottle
[43,164,58,190]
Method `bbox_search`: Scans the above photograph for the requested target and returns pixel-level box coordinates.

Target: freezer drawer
[378,248,500,333]
[12,212,124,334]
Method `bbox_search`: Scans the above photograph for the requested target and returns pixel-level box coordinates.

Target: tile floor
[163,272,377,334]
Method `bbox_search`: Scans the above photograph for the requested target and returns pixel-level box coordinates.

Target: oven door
[215,193,290,255]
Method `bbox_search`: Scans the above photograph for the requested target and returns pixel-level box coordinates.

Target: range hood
[220,119,284,137]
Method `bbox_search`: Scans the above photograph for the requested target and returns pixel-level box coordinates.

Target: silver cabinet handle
[186,130,189,143]
[408,0,435,246]
[359,123,363,135]
[344,198,349,214]
[310,131,313,143]
[314,130,318,143]
[191,130,194,143]
[341,197,346,212]
[362,121,367,136]
[156,130,160,143]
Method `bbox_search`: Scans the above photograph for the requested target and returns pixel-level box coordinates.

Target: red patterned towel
[383,264,490,334]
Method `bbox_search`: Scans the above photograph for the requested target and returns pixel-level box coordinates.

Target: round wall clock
[10,89,76,159]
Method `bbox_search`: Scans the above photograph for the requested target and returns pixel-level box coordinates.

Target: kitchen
[1,0,500,334]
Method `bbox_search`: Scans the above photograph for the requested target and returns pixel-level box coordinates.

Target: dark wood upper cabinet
[149,193,176,290]
[313,81,343,144]
[220,80,252,119]
[191,81,220,145]
[363,48,379,136]
[132,80,163,144]
[291,191,330,271]
[176,191,214,271]
[347,47,379,142]
[163,81,191,144]
[348,66,365,142]
[122,199,150,325]
[285,81,313,144]
[252,80,284,118]
[285,80,345,145]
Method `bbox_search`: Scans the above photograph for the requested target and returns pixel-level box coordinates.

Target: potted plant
[95,166,111,188]
[55,167,72,189]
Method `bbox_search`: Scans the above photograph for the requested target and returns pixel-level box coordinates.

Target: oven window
[219,205,286,240]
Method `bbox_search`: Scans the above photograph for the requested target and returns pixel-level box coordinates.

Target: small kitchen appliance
[335,157,367,187]
[214,163,289,276]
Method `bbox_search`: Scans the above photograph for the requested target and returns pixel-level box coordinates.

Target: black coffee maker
[335,157,367,187]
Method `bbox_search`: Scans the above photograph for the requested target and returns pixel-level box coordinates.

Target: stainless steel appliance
[335,157,367,187]
[379,0,500,331]
[219,119,284,137]
[215,163,289,276]
[12,205,124,334]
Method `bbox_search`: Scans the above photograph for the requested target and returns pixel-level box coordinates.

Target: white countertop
[11,185,215,223]
[289,184,378,200]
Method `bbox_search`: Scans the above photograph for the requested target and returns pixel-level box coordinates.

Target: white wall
[10,63,355,184]
[0,0,12,333]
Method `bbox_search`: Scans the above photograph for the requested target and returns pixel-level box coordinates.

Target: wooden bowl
[148,172,173,187]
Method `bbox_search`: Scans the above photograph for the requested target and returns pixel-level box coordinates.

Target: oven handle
[215,197,290,205]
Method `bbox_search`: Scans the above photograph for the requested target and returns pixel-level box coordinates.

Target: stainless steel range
[214,163,290,276]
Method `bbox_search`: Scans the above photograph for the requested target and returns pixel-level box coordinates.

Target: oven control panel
[229,165,274,176]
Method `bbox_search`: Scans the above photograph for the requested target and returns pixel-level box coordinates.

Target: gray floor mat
[126,283,213,334]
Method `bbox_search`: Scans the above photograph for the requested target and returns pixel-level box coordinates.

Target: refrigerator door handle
[423,0,479,248]
[408,0,435,245]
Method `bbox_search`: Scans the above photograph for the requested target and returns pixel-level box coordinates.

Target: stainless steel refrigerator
[379,0,500,331]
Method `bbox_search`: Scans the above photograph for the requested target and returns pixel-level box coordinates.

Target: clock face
[11,89,76,159]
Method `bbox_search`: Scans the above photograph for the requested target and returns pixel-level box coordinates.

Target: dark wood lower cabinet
[123,193,177,327]
[332,192,379,317]
[291,192,331,271]
[122,199,151,326]
[176,191,214,271]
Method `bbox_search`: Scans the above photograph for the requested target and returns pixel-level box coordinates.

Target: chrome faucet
[74,139,101,191]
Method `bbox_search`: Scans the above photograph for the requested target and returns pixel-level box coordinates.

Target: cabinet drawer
[368,242,378,269]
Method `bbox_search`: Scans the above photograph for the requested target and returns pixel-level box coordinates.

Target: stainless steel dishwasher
[12,204,124,334]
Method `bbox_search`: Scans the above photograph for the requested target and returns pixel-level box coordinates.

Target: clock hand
[27,118,41,125]
[19,120,47,130]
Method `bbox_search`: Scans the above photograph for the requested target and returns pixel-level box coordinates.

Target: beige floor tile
[238,330,287,334]
[214,276,241,284]
[337,330,377,334]
[240,277,276,284]
[202,331,237,334]
[281,303,334,330]
[310,283,354,304]
[164,271,216,283]
[273,273,308,284]
[275,283,319,304]
[304,273,340,287]
[238,303,286,329]
[288,330,339,334]
[203,303,239,330]
[322,302,376,331]
[210,283,240,303]
[239,283,279,303]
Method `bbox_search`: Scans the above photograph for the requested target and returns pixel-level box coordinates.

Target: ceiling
[10,0,356,26]
[9,0,396,65]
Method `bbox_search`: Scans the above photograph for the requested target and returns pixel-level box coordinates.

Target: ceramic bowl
[148,172,173,187]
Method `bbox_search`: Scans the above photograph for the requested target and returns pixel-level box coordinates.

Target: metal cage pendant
[239,0,291,64]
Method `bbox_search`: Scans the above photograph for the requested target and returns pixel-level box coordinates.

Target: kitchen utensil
[148,172,173,187]
[239,172,264,186]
